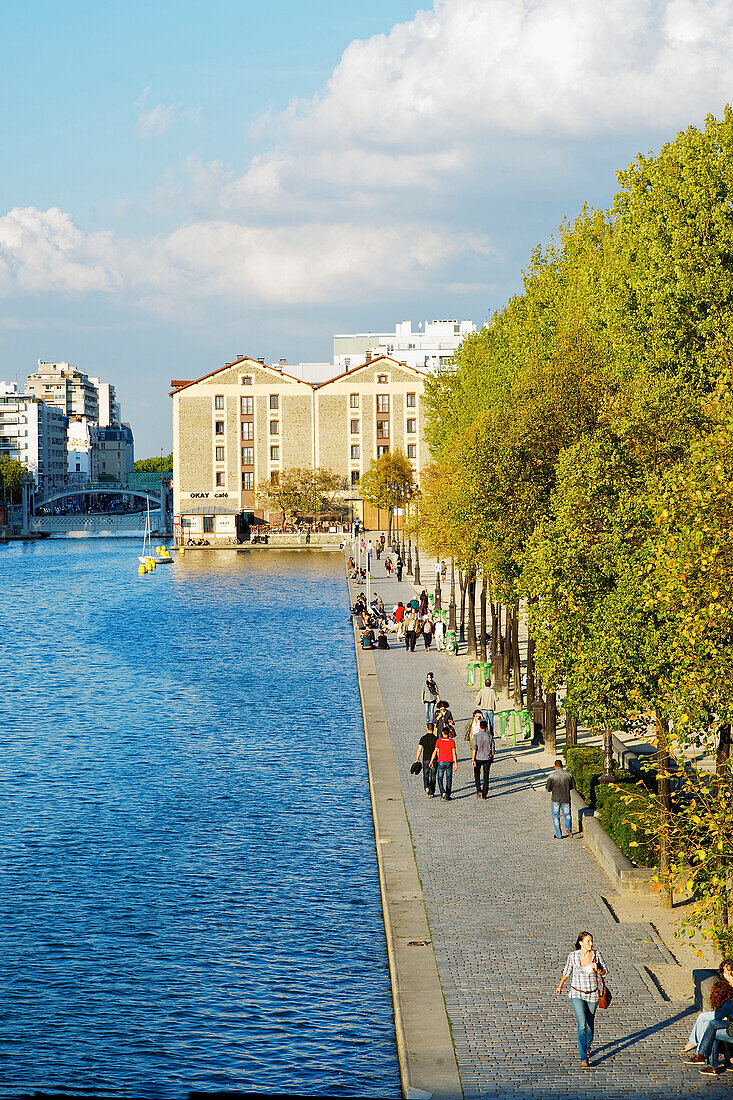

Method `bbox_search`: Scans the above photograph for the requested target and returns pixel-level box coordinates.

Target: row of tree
[418,109,733,951]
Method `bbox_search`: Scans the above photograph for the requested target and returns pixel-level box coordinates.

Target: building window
[350,393,359,408]
[270,446,280,461]
[203,516,215,533]
[377,445,389,457]
[454,323,460,334]
[406,418,416,433]
[241,396,253,415]
[269,420,279,435]
[377,420,389,439]
[215,446,224,461]
[351,470,360,485]
[376,394,389,413]
[241,376,252,385]
[215,421,224,435]
[407,444,417,459]
[242,446,254,465]
[241,422,253,440]
[215,472,225,486]
[215,395,224,410]
[242,472,254,490]
[378,374,388,383]
[406,392,416,407]
[350,444,360,459]
[269,394,279,410]
[350,419,359,434]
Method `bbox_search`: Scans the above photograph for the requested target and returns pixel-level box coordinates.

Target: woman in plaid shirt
[556,932,608,1067]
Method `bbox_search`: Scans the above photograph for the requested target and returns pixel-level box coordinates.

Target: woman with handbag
[556,932,609,1067]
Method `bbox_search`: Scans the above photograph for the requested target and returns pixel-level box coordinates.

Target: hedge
[562,745,656,868]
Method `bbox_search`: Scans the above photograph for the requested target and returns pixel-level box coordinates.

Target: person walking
[404,609,418,652]
[475,676,498,732]
[395,556,403,581]
[435,618,446,651]
[414,722,437,798]
[430,727,458,801]
[419,588,428,615]
[421,673,440,724]
[422,611,434,650]
[556,932,608,1067]
[471,718,495,799]
[546,758,575,838]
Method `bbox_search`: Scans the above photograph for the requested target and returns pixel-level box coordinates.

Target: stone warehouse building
[170,354,431,539]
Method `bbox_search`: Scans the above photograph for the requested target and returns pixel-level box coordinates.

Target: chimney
[237,352,244,359]
[257,357,265,364]
[365,350,372,363]
[279,359,287,366]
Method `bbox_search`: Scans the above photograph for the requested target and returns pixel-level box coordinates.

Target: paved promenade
[359,564,730,1099]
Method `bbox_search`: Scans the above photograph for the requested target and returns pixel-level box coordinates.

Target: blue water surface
[0,540,398,1097]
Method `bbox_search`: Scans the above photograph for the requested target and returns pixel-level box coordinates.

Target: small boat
[138,497,153,565]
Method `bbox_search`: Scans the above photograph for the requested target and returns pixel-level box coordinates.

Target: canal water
[0,540,398,1097]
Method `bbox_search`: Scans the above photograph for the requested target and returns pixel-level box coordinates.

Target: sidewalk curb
[348,577,463,1100]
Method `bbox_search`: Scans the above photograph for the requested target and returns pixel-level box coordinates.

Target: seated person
[685,959,733,1066]
[360,626,375,649]
[376,630,390,650]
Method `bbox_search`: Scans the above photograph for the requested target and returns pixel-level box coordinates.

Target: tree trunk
[498,603,504,662]
[511,604,522,707]
[655,710,674,911]
[717,724,731,782]
[467,572,477,658]
[526,636,535,709]
[566,715,578,747]
[503,606,512,690]
[545,691,557,756]
[490,600,498,662]
[387,509,393,542]
[479,575,487,662]
[459,570,467,644]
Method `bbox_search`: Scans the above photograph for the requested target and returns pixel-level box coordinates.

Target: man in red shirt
[429,728,458,800]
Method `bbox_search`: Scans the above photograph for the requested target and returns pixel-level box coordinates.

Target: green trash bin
[445,629,458,655]
[495,709,531,744]
[466,661,480,686]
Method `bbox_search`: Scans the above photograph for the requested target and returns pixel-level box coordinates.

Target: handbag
[410,761,422,775]
[595,954,612,1009]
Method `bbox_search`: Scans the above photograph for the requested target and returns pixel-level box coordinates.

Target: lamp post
[448,558,457,631]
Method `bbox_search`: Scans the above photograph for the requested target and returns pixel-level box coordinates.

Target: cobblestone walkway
[360,566,730,1099]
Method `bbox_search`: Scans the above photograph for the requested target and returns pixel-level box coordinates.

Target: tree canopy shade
[134,455,173,471]
[358,450,415,538]
[256,467,346,520]
[419,108,733,940]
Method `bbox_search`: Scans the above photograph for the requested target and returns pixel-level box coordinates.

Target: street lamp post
[448,559,457,631]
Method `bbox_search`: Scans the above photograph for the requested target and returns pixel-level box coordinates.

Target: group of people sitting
[350,589,447,652]
[682,958,733,1076]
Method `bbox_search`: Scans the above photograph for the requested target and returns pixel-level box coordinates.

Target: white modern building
[333,319,476,373]
[89,376,121,427]
[67,415,98,480]
[26,361,100,420]
[0,384,68,495]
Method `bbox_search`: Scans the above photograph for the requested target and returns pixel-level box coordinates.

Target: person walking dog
[556,932,608,1067]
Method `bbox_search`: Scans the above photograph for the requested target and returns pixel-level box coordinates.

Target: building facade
[333,318,476,374]
[0,385,68,495]
[26,361,100,421]
[171,354,431,537]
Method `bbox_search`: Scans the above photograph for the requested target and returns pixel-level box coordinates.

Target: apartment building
[27,361,100,421]
[0,385,68,495]
[171,354,430,537]
[333,318,476,374]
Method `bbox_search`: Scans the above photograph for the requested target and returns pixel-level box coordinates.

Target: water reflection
[0,541,398,1097]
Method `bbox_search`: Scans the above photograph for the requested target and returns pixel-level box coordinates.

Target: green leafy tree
[0,457,28,503]
[134,454,173,471]
[358,450,415,540]
[256,467,346,521]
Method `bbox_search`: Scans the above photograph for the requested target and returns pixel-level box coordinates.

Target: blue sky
[2,0,732,453]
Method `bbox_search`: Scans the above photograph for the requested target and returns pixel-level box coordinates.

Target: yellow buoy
[179,546,185,556]
[138,564,146,575]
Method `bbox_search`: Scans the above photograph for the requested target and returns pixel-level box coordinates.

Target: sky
[2,0,733,454]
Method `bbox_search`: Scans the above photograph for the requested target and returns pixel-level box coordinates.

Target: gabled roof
[314,354,428,389]
[169,356,313,396]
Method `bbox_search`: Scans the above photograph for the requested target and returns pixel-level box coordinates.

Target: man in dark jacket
[545,759,575,838]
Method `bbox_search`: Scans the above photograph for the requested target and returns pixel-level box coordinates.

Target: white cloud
[134,86,198,140]
[0,206,489,306]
